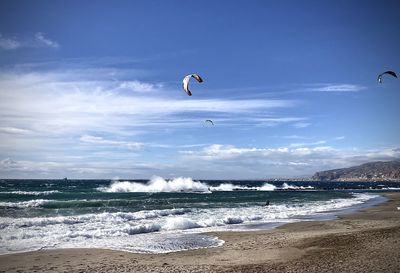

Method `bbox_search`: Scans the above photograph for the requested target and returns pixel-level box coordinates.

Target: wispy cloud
[292,122,311,128]
[0,127,31,135]
[80,135,144,150]
[180,144,335,159]
[34,32,59,48]
[289,140,326,147]
[0,65,302,176]
[0,34,20,50]
[119,81,161,92]
[0,69,297,135]
[0,32,59,50]
[0,157,168,178]
[254,117,307,127]
[283,135,311,140]
[334,136,346,140]
[308,84,366,92]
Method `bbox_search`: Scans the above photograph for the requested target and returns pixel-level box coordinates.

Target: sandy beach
[1,192,399,273]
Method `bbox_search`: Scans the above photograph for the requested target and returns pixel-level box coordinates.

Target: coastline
[1,192,399,273]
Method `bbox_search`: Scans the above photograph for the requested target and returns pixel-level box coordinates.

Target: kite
[182,74,203,96]
[378,71,397,83]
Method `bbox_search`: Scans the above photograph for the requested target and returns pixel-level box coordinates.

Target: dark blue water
[1,179,399,217]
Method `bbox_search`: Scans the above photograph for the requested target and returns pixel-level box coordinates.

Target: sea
[1,177,399,255]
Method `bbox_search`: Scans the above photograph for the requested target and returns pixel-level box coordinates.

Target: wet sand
[1,192,399,273]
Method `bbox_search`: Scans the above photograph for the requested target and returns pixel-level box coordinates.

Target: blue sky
[0,0,399,179]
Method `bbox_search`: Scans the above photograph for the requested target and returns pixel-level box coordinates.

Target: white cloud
[1,144,399,179]
[0,127,31,135]
[0,32,59,50]
[34,32,59,48]
[310,84,366,92]
[292,122,311,128]
[0,70,296,136]
[0,157,167,178]
[0,158,61,173]
[8,64,391,179]
[0,34,20,50]
[80,135,144,150]
[180,144,335,160]
[289,140,326,147]
[334,136,346,140]
[0,67,301,178]
[178,145,400,178]
[0,158,18,169]
[283,135,310,139]
[254,117,307,126]
[119,81,160,92]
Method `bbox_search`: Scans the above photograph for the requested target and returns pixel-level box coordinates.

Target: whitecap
[99,176,210,193]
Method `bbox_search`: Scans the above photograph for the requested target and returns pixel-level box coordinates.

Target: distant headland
[311,160,400,182]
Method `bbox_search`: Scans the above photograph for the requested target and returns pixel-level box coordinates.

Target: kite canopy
[182,74,203,96]
[205,119,214,125]
[378,70,397,83]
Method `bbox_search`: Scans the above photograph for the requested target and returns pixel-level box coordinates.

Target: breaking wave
[98,176,210,193]
[0,199,53,208]
[98,176,312,193]
[0,192,378,254]
[164,217,201,230]
[280,183,314,190]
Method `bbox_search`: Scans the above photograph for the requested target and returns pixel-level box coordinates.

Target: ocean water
[0,177,399,255]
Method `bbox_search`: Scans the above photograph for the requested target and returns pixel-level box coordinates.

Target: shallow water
[0,178,397,254]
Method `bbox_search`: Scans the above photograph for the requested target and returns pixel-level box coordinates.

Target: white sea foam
[122,223,161,235]
[209,183,238,191]
[0,199,52,208]
[280,183,314,190]
[0,190,60,196]
[210,183,257,191]
[223,216,244,224]
[164,217,201,230]
[99,176,210,193]
[98,176,310,193]
[0,207,193,229]
[259,183,277,191]
[0,193,378,255]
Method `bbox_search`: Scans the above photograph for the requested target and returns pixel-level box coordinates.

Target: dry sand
[1,192,399,273]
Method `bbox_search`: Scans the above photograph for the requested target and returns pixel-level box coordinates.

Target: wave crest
[99,176,210,193]
[0,199,52,208]
[164,217,201,230]
[98,177,315,193]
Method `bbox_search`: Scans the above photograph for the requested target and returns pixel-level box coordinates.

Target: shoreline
[1,192,399,273]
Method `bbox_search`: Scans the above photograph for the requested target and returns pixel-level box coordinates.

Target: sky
[0,0,399,179]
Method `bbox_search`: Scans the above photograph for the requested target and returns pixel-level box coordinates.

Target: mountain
[312,160,400,181]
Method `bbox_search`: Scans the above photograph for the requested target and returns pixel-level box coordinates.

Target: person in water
[265,200,270,206]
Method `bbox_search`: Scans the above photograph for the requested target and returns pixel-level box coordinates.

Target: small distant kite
[205,119,214,125]
[378,71,397,83]
[182,74,203,96]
